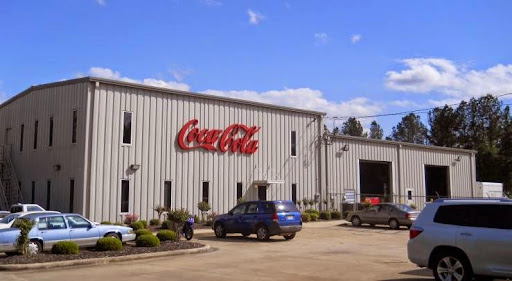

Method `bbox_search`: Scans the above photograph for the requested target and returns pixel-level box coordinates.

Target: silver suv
[408,199,512,281]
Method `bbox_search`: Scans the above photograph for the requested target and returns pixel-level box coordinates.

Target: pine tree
[369,121,383,139]
[341,117,365,137]
[389,113,427,144]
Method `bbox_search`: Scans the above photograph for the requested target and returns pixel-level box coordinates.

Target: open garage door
[425,165,450,201]
[359,161,392,203]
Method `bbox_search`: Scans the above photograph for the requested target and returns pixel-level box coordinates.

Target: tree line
[327,94,512,192]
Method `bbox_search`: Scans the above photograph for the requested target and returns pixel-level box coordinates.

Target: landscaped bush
[157,230,176,242]
[310,213,319,221]
[193,215,201,224]
[362,201,372,210]
[304,209,319,216]
[138,220,148,228]
[150,219,161,226]
[135,229,153,238]
[96,237,122,251]
[100,221,112,225]
[301,213,311,222]
[342,211,352,219]
[52,241,79,255]
[331,211,342,220]
[12,218,35,255]
[204,220,213,227]
[319,211,331,220]
[409,204,417,210]
[136,234,160,247]
[113,222,123,226]
[124,213,139,225]
[130,221,144,231]
[161,220,172,230]
[167,208,191,242]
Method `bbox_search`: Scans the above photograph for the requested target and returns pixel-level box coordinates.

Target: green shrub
[193,215,201,224]
[136,234,160,247]
[157,230,176,241]
[130,221,144,231]
[342,211,352,219]
[12,218,35,255]
[167,208,191,242]
[362,201,372,210]
[96,237,122,251]
[139,220,148,228]
[100,221,112,225]
[301,213,311,222]
[204,219,213,227]
[304,209,319,216]
[52,241,79,255]
[150,219,161,226]
[331,211,342,220]
[135,229,153,238]
[319,211,331,220]
[113,222,123,226]
[161,220,172,229]
[410,204,417,210]
[310,213,319,221]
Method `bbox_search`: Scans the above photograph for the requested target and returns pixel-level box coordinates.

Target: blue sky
[1,0,512,135]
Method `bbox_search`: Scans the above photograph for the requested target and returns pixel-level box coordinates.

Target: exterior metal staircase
[0,145,23,210]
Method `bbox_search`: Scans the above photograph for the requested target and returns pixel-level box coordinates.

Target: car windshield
[395,204,414,212]
[0,214,19,224]
[275,202,299,213]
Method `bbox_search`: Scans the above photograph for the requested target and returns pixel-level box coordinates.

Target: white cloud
[88,67,190,91]
[170,67,192,82]
[385,58,512,99]
[201,88,383,118]
[314,33,329,45]
[202,0,222,6]
[247,9,264,25]
[389,100,421,108]
[351,34,362,44]
[96,0,105,6]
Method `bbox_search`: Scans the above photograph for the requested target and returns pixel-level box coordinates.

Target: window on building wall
[69,179,75,213]
[20,124,24,152]
[121,180,129,213]
[202,182,209,203]
[291,131,297,156]
[123,112,132,144]
[72,110,77,143]
[49,117,54,147]
[292,184,297,204]
[33,120,38,149]
[164,181,172,207]
[236,182,243,200]
[31,181,35,204]
[46,181,51,210]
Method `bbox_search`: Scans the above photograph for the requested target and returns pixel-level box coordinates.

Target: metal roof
[0,77,327,116]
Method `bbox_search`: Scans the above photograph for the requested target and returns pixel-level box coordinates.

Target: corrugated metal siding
[88,82,322,222]
[328,137,475,209]
[0,82,89,213]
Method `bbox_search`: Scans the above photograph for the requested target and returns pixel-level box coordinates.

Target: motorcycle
[182,216,194,240]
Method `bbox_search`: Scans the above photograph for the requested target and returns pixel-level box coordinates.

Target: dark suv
[212,200,302,241]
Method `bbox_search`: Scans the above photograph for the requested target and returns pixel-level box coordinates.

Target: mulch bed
[0,241,204,265]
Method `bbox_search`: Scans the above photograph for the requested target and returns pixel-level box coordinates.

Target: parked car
[0,211,60,229]
[347,203,420,229]
[0,211,9,219]
[0,213,136,254]
[10,203,45,213]
[213,200,302,241]
[408,199,512,281]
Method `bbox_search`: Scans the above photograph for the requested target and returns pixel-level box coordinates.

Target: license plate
[286,215,294,220]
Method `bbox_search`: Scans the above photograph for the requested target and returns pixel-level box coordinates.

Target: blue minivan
[212,200,302,241]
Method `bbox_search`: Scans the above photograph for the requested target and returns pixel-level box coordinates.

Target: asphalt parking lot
[2,221,436,281]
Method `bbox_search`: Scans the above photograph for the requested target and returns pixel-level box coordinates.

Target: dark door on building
[258,186,267,201]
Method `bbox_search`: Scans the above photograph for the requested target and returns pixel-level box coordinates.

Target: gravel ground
[0,241,204,265]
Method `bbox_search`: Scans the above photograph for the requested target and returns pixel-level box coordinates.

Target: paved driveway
[3,221,435,281]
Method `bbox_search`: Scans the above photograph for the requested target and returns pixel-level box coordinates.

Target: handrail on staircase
[1,145,23,204]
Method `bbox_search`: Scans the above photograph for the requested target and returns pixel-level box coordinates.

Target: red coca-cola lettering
[177,119,260,154]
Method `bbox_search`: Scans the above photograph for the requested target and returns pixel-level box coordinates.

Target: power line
[325,93,512,120]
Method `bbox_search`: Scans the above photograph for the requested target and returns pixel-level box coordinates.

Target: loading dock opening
[359,160,392,203]
[425,165,450,201]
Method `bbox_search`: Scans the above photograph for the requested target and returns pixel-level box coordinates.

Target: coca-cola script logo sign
[177,119,260,154]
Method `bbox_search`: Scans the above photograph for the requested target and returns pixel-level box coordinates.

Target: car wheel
[433,252,473,281]
[389,219,400,230]
[28,240,42,255]
[214,223,226,238]
[105,233,121,240]
[242,232,250,237]
[256,225,270,241]
[184,227,194,240]
[351,216,362,227]
[283,233,296,240]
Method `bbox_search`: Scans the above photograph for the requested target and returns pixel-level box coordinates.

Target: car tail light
[405,213,411,219]
[272,212,279,222]
[409,227,423,239]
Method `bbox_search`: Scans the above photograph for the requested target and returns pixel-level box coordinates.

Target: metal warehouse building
[0,77,476,222]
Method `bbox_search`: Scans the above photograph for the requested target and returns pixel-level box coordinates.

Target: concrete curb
[0,244,212,271]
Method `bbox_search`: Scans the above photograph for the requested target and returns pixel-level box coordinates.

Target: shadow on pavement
[337,224,410,231]
[378,268,434,281]
[196,235,288,244]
